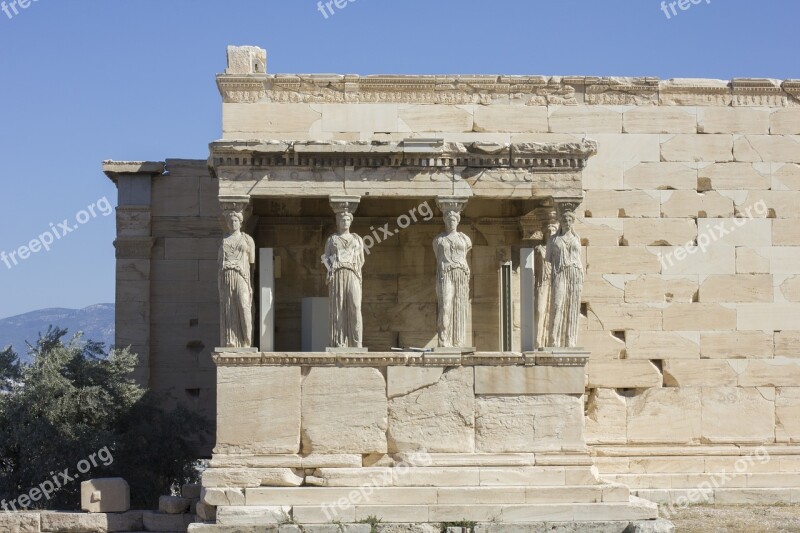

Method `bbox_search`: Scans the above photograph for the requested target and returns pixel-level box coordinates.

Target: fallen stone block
[80,478,131,513]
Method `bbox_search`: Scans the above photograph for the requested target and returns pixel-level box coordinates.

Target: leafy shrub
[0,327,206,510]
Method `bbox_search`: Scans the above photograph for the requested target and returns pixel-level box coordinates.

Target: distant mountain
[0,304,114,362]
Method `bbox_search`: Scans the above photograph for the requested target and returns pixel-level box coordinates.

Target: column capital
[329,195,361,215]
[219,195,252,213]
[553,197,583,217]
[436,196,470,214]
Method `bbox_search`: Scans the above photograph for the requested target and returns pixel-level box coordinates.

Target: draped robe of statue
[547,227,584,348]
[433,231,472,348]
[218,230,256,348]
[324,232,365,348]
[534,237,554,349]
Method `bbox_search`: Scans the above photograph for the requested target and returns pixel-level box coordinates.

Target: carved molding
[210,139,598,172]
[212,350,589,368]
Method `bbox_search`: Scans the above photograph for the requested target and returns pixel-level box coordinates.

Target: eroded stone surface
[475,395,584,453]
[302,367,388,454]
[388,366,475,453]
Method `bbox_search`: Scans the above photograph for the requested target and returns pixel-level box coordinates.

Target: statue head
[560,211,576,234]
[336,211,353,234]
[544,223,559,239]
[444,210,461,233]
[224,211,243,233]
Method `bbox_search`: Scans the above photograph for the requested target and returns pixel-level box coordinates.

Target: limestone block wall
[148,159,221,450]
[213,76,800,450]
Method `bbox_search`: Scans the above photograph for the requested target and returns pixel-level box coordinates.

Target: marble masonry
[103,44,800,529]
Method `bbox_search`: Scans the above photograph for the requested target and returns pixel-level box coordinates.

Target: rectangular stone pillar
[302,298,329,352]
[103,161,165,386]
[259,248,275,351]
[520,248,535,352]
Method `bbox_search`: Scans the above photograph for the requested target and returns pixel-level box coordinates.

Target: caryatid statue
[218,200,256,348]
[433,198,472,348]
[547,205,584,348]
[323,197,365,349]
[535,221,559,349]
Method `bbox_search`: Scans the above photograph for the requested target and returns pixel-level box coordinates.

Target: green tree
[0,327,206,510]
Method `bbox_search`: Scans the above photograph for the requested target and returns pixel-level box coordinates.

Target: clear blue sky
[0,0,797,319]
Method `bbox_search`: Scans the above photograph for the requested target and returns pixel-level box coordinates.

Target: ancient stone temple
[104,45,800,530]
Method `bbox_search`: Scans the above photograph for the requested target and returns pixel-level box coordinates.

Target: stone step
[243,484,630,507]
[214,497,658,525]
[189,523,671,533]
[602,472,800,489]
[595,454,800,475]
[635,487,800,505]
[305,466,601,488]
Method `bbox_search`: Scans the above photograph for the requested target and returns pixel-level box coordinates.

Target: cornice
[209,139,598,172]
[217,74,800,107]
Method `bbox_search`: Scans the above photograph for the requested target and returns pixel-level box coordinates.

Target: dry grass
[668,505,800,532]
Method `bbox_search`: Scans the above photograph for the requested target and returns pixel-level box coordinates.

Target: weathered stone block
[623,219,697,246]
[575,218,623,246]
[387,366,444,399]
[660,134,733,162]
[388,367,474,453]
[776,387,800,443]
[623,106,697,134]
[698,108,771,134]
[625,331,700,360]
[624,275,698,304]
[473,105,548,133]
[588,361,662,389]
[737,303,800,331]
[217,506,291,526]
[398,104,473,132]
[475,366,585,395]
[660,190,734,218]
[624,162,697,190]
[628,388,702,444]
[583,190,660,218]
[771,109,800,135]
[216,366,301,454]
[663,360,738,387]
[698,162,771,190]
[585,388,627,445]
[302,367,388,454]
[700,332,774,359]
[738,359,800,387]
[776,332,800,357]
[587,304,662,331]
[699,274,773,303]
[701,387,775,444]
[659,244,736,276]
[80,478,130,513]
[475,395,584,453]
[586,247,660,275]
[663,303,736,331]
[201,487,245,506]
[549,105,623,133]
[202,467,303,488]
[0,513,40,533]
[734,135,800,162]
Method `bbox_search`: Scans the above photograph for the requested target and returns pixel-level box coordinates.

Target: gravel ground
[667,505,800,532]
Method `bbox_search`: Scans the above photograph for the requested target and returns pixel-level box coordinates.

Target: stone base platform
[204,351,664,529]
[594,444,800,507]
